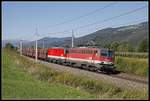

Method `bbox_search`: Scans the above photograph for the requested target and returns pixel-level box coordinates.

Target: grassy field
[2,49,148,99]
[2,49,95,99]
[115,56,148,77]
[115,52,148,58]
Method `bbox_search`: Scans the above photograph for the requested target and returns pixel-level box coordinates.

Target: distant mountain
[3,21,148,48]
[72,21,148,47]
[22,37,72,48]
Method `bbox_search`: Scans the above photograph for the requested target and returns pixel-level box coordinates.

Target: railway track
[110,74,148,84]
[22,55,148,91]
[67,66,148,85]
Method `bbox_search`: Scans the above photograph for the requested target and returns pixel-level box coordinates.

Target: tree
[127,44,134,52]
[5,43,15,49]
[137,39,148,52]
[117,42,134,52]
[31,45,34,48]
[110,42,120,51]
[104,43,111,49]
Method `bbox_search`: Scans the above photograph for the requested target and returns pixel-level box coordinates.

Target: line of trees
[5,38,148,53]
[104,39,148,52]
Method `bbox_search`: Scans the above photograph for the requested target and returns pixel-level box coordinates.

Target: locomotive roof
[70,47,99,50]
[49,47,65,49]
[70,47,113,51]
[47,47,113,51]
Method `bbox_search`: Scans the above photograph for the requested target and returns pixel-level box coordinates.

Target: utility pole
[35,27,38,62]
[20,40,22,56]
[43,39,44,49]
[72,29,74,48]
[35,40,38,62]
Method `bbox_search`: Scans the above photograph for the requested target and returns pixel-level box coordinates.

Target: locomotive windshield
[101,50,114,57]
[108,50,114,57]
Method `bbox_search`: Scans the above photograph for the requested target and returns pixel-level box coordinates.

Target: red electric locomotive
[47,47,66,64]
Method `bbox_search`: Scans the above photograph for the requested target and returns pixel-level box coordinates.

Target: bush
[137,39,148,52]
[115,56,148,76]
[5,43,15,50]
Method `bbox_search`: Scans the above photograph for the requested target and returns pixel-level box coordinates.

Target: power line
[43,5,147,36]
[35,27,38,62]
[90,18,148,35]
[74,5,147,30]
[27,18,147,49]
[42,2,117,29]
[108,18,148,28]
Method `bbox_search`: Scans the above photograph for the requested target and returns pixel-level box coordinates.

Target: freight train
[22,47,116,73]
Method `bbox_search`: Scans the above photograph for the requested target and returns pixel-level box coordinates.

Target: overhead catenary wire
[20,17,147,50]
[42,5,147,36]
[82,17,148,36]
[20,39,22,55]
[42,2,117,29]
[74,5,147,30]
[35,26,39,62]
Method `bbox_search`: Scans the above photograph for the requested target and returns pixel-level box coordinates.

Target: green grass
[115,52,148,58]
[2,49,148,99]
[115,56,148,77]
[2,49,95,99]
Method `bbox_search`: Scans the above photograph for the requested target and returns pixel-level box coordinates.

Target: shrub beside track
[115,56,148,77]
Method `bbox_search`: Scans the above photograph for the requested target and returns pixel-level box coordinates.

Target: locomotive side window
[94,50,97,54]
[82,50,83,54]
[91,50,93,54]
[86,50,88,54]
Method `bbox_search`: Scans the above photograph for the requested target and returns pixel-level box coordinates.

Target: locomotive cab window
[108,50,114,57]
[101,50,107,57]
[101,50,114,57]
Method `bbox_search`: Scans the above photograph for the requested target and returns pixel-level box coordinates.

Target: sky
[2,1,148,41]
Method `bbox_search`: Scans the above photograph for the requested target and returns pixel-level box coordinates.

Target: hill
[37,21,148,48]
[3,21,148,48]
[68,21,148,47]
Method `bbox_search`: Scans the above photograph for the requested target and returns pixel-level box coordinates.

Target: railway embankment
[2,49,148,99]
[24,54,148,91]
